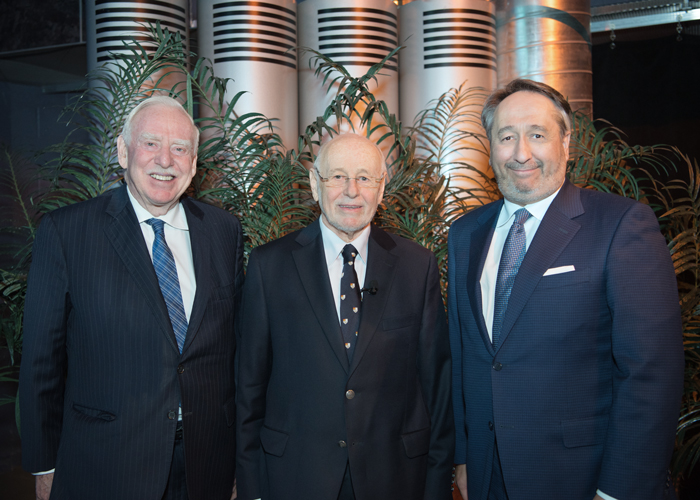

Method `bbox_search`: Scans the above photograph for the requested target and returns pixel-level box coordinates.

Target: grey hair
[481,79,573,141]
[121,95,199,148]
[313,133,387,176]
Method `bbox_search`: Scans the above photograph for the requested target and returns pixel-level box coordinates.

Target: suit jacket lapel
[467,203,501,356]
[349,226,398,376]
[293,220,350,373]
[104,185,179,352]
[497,181,583,350]
[181,198,210,354]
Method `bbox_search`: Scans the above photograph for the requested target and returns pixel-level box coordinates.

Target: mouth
[339,204,363,211]
[150,173,175,181]
[506,161,542,174]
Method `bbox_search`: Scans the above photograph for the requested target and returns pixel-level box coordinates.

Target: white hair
[121,96,199,148]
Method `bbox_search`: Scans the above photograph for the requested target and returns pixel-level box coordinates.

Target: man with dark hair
[449,79,683,500]
[236,133,454,500]
[20,96,242,500]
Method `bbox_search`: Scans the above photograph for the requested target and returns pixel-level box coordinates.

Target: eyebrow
[140,133,192,148]
[496,124,550,136]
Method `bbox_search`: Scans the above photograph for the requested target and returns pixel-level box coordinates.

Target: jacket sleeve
[419,252,456,500]
[236,249,271,500]
[19,213,70,473]
[597,202,684,499]
[448,224,468,465]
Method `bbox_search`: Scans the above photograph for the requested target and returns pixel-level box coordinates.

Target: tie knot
[342,244,358,264]
[146,218,166,235]
[513,208,531,226]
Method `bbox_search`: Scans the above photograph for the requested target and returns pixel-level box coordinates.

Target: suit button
[338,440,347,448]
[492,361,502,371]
[177,364,185,374]
[168,410,177,420]
[345,390,355,400]
[488,421,494,431]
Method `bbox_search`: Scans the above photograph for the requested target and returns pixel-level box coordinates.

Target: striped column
[297,0,399,146]
[399,0,496,196]
[88,0,188,67]
[198,0,299,149]
[86,0,189,96]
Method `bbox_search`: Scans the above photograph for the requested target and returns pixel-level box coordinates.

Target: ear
[117,135,129,170]
[190,153,198,178]
[562,131,571,153]
[309,167,319,202]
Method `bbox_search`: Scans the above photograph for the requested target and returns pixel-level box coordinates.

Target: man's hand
[230,477,237,500]
[454,464,467,499]
[35,472,54,500]
[593,495,605,500]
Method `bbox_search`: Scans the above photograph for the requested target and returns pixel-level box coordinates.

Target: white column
[297,0,399,150]
[198,0,299,149]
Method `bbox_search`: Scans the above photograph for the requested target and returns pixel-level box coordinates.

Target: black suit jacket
[19,185,244,499]
[236,220,454,500]
[448,180,684,500]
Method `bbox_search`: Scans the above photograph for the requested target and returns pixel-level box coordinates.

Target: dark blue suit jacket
[236,220,454,500]
[19,185,244,499]
[448,180,684,500]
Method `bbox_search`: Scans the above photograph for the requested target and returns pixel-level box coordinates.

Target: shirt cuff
[597,489,618,500]
[32,469,55,475]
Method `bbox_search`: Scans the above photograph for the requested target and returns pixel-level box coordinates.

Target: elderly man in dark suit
[449,79,684,500]
[236,133,454,500]
[20,96,243,500]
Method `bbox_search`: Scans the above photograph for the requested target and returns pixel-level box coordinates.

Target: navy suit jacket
[236,220,454,500]
[448,180,684,500]
[19,185,244,499]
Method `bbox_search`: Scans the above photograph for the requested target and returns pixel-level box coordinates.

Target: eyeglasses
[314,168,385,189]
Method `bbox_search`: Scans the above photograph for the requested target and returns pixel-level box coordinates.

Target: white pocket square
[543,265,575,276]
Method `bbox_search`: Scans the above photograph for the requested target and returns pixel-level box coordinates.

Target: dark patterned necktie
[147,218,188,353]
[492,208,531,349]
[340,244,362,360]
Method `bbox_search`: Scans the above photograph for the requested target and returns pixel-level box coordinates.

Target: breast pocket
[538,269,590,289]
[211,282,236,302]
[382,314,420,332]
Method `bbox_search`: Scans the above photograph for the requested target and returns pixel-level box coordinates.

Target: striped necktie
[492,208,531,349]
[147,218,188,353]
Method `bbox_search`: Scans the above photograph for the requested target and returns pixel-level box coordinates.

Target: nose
[513,138,532,164]
[343,177,359,197]
[155,147,173,168]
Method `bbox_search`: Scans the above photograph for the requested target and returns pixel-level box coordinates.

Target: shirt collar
[319,217,371,265]
[497,185,562,228]
[126,185,189,231]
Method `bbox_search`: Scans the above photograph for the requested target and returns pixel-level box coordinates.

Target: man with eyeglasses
[236,133,454,500]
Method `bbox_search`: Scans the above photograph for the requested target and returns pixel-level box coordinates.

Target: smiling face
[118,103,198,216]
[490,91,571,206]
[310,134,386,242]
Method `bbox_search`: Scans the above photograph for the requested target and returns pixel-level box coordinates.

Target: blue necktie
[492,208,531,349]
[147,218,188,353]
[340,244,362,360]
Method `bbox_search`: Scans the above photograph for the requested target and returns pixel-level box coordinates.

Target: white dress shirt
[128,188,196,321]
[319,217,370,321]
[480,188,559,341]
